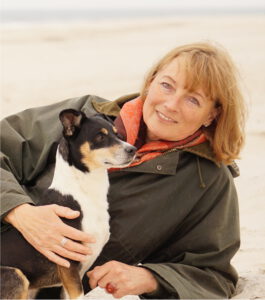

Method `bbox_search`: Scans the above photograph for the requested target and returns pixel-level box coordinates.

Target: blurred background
[1,0,265,298]
[1,0,265,126]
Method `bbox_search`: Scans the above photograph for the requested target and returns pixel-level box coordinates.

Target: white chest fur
[49,151,110,276]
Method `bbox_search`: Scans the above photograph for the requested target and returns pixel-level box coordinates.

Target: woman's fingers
[87,261,158,296]
[52,245,88,262]
[51,204,96,244]
[60,238,93,255]
[51,204,80,219]
[87,265,111,289]
[40,248,71,268]
[61,222,96,244]
[19,227,71,267]
[6,203,96,266]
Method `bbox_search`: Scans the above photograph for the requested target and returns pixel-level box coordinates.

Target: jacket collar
[92,93,139,117]
[120,151,180,175]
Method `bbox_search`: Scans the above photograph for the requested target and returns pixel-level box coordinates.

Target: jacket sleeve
[0,95,97,226]
[141,165,240,299]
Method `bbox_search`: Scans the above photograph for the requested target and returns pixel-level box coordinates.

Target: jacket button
[156,165,162,171]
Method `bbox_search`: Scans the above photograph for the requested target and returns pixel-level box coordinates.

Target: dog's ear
[59,109,86,136]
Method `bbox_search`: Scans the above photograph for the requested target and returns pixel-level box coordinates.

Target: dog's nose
[125,145,137,155]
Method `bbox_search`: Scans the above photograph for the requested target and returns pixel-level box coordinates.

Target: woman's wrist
[4,203,31,226]
[139,267,158,294]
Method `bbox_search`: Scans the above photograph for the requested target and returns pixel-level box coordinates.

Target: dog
[0,109,136,299]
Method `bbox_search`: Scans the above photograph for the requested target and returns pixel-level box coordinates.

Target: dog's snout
[108,142,136,167]
[125,145,137,155]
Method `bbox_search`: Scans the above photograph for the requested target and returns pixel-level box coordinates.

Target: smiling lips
[156,111,178,123]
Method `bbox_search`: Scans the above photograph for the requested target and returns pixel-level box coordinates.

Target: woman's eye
[187,97,200,106]
[160,82,172,90]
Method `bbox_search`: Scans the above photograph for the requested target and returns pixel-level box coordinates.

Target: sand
[1,14,265,299]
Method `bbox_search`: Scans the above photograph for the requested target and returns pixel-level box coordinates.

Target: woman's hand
[87,260,158,298]
[5,203,95,268]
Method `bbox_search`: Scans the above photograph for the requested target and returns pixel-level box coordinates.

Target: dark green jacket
[0,94,240,299]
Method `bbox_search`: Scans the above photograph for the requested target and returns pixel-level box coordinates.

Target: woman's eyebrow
[161,75,206,99]
[192,91,205,99]
[161,75,176,84]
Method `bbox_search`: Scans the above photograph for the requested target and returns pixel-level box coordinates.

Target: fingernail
[64,262,70,268]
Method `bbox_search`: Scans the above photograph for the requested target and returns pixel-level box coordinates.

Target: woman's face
[143,57,217,142]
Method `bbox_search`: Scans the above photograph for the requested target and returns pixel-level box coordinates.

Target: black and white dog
[1,109,136,299]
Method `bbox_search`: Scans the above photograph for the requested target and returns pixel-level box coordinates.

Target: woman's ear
[203,107,221,127]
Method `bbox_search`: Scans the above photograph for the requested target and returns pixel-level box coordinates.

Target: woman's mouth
[156,111,177,123]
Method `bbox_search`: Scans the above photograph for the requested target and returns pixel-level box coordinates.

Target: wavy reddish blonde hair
[140,42,246,164]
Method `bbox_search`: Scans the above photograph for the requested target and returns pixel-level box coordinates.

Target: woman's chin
[146,130,172,142]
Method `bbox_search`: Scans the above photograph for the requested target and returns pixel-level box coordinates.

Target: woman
[1,42,245,298]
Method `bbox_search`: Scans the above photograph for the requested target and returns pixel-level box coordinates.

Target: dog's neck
[49,149,109,206]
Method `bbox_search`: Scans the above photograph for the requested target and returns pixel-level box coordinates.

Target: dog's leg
[0,266,29,299]
[57,265,83,299]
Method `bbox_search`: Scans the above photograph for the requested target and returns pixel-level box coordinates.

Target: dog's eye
[95,133,105,143]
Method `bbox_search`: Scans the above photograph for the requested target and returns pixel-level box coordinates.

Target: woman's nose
[164,95,180,112]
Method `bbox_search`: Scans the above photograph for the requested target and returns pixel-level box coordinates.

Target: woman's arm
[140,165,240,299]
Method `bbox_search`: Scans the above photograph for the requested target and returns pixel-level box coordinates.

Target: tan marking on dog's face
[113,126,117,133]
[101,128,108,135]
[80,141,114,170]
[80,142,99,170]
[80,141,131,170]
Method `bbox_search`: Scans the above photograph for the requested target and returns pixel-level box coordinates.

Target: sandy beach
[1,14,265,299]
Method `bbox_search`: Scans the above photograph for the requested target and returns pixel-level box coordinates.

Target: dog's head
[59,109,136,172]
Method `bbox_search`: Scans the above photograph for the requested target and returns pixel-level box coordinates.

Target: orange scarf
[114,97,206,168]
